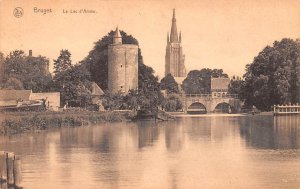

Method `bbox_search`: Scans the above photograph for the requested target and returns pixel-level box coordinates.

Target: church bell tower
[165,9,186,77]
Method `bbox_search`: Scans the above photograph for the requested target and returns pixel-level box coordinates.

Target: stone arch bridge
[179,94,243,113]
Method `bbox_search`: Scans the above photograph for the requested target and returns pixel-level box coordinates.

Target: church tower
[108,27,138,94]
[165,9,186,77]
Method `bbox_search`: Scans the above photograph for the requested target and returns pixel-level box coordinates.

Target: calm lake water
[1,115,300,189]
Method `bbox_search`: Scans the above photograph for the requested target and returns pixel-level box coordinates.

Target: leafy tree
[296,58,300,102]
[2,77,24,90]
[3,50,26,78]
[53,49,72,75]
[53,50,92,107]
[102,91,127,110]
[1,50,52,92]
[124,89,139,110]
[160,73,179,93]
[0,52,5,82]
[56,64,92,107]
[228,76,244,95]
[23,55,53,92]
[242,38,300,110]
[182,68,228,94]
[161,95,183,112]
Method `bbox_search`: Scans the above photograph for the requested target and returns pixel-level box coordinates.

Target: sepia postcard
[0,0,300,189]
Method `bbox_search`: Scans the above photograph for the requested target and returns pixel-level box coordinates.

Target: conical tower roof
[113,27,122,44]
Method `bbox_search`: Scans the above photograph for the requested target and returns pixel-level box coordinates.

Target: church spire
[113,26,122,44]
[167,32,170,43]
[170,8,178,42]
[179,31,181,43]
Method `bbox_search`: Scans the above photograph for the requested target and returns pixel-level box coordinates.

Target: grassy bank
[0,110,135,135]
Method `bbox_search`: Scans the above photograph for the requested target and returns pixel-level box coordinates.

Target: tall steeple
[179,31,182,43]
[113,26,122,44]
[170,9,178,42]
[167,32,170,43]
[165,9,186,77]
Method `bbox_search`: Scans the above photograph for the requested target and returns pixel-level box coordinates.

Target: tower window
[121,65,123,67]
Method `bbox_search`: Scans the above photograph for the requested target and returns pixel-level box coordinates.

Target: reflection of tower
[108,27,138,94]
[165,9,186,77]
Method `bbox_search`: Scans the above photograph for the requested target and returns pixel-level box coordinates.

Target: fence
[273,104,300,116]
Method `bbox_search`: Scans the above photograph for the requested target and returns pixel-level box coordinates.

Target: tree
[55,64,92,107]
[161,95,183,112]
[160,73,179,93]
[124,89,139,110]
[1,50,52,92]
[63,64,92,107]
[3,50,26,79]
[53,49,72,75]
[23,55,53,92]
[242,38,300,110]
[0,52,5,82]
[2,77,24,90]
[102,91,127,110]
[53,50,92,107]
[182,68,228,94]
[228,76,244,95]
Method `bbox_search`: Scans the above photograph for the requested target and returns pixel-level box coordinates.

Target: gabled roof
[0,89,32,101]
[90,82,104,96]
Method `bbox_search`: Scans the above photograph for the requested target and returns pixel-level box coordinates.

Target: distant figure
[41,98,47,109]
[251,105,256,115]
[16,98,23,107]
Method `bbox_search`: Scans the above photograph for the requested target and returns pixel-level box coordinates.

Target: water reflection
[0,116,300,189]
[165,124,184,152]
[240,115,300,149]
[137,122,159,149]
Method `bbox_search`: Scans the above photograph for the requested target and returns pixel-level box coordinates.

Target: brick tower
[108,27,138,94]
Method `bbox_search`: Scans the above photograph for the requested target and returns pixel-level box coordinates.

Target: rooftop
[0,89,32,101]
[211,77,230,91]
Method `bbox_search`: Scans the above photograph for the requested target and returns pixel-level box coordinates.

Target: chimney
[29,50,32,57]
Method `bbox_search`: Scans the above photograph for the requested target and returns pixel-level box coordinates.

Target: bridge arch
[182,94,243,113]
[187,102,207,114]
[214,102,232,113]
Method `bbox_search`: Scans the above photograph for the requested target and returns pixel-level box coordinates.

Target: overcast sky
[1,0,299,79]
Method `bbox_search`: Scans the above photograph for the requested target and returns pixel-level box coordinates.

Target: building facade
[165,9,186,77]
[0,89,60,111]
[211,77,230,97]
[108,27,138,94]
[30,92,60,111]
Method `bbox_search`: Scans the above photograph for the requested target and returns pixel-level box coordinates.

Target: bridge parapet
[183,94,239,99]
